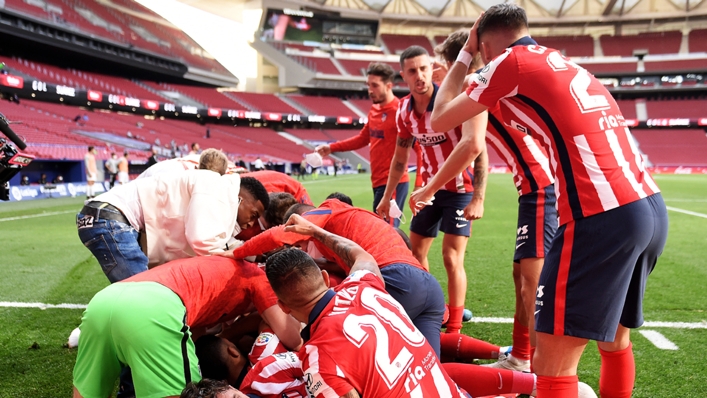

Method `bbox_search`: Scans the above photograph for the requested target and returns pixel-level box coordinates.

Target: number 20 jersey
[300,271,464,398]
[467,41,660,225]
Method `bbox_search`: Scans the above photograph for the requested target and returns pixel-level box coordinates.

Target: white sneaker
[67,327,81,348]
[482,353,531,372]
[578,381,597,398]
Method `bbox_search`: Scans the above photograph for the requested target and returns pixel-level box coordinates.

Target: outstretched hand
[284,213,319,237]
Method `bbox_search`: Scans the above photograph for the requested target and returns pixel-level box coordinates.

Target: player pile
[70,4,667,398]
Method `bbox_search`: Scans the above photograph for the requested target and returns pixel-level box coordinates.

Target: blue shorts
[381,263,446,358]
[373,182,409,228]
[535,193,668,342]
[514,185,558,262]
[410,190,473,237]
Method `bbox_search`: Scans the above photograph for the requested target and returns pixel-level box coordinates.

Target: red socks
[439,333,501,361]
[599,343,635,398]
[446,306,464,334]
[511,314,531,360]
[536,375,578,398]
[443,363,535,396]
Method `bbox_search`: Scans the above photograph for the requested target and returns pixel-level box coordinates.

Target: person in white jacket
[76,170,269,282]
[137,148,239,179]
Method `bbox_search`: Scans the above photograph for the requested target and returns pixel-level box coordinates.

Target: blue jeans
[77,213,148,283]
[373,182,409,228]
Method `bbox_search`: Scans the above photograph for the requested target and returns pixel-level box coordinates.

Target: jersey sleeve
[231,226,306,258]
[249,269,279,314]
[241,352,309,398]
[344,269,386,293]
[466,48,519,108]
[330,124,371,152]
[301,346,356,398]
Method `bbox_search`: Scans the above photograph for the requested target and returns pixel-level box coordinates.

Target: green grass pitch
[0,173,705,397]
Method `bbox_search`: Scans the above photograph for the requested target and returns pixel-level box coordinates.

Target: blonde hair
[198,148,229,175]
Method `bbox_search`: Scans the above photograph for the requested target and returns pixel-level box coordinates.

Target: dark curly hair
[180,379,230,398]
[240,176,270,210]
[326,192,353,206]
[264,192,297,227]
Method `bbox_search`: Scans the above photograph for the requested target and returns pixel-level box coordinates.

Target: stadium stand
[347,99,374,115]
[0,55,166,101]
[599,31,682,56]
[688,29,707,53]
[643,58,707,73]
[226,92,300,114]
[287,95,358,117]
[380,34,434,55]
[535,35,594,57]
[616,99,638,119]
[632,129,707,166]
[645,98,707,119]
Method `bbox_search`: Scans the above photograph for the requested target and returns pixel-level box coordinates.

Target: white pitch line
[666,206,707,219]
[468,317,707,329]
[0,304,706,332]
[639,330,679,350]
[0,209,76,222]
[0,301,86,309]
[664,199,707,203]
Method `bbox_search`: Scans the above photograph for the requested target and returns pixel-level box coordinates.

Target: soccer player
[117,151,130,185]
[137,148,231,179]
[265,215,465,398]
[242,169,313,205]
[72,256,302,398]
[434,29,558,372]
[84,146,97,199]
[419,5,668,397]
[77,172,269,282]
[227,198,446,357]
[376,45,489,334]
[105,152,119,189]
[315,62,409,225]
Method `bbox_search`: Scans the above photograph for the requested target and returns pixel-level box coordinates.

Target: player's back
[302,271,462,398]
[486,103,554,195]
[243,170,312,204]
[469,43,659,223]
[311,200,423,271]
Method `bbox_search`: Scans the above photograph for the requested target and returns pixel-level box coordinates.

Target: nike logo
[456,223,468,228]
[534,310,541,315]
[516,242,526,249]
[497,372,503,389]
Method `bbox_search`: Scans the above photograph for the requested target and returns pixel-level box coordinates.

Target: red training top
[124,257,277,328]
[330,98,409,188]
[243,170,313,205]
[231,199,425,274]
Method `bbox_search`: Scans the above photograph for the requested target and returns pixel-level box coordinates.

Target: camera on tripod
[0,113,35,201]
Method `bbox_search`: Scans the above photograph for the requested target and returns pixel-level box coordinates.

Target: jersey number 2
[342,287,425,389]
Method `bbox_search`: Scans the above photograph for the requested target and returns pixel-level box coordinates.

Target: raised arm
[284,214,383,282]
[409,111,488,212]
[430,18,489,132]
[464,144,488,220]
[318,124,371,156]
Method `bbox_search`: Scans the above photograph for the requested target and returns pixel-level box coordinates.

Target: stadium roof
[275,0,707,26]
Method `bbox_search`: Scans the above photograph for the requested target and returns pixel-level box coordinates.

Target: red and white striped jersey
[240,351,311,398]
[467,38,660,224]
[300,270,464,398]
[397,85,475,193]
[248,329,289,366]
[486,103,554,196]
